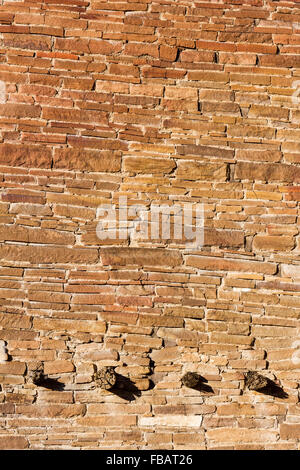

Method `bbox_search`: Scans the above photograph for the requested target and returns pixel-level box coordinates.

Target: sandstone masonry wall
[0,0,300,450]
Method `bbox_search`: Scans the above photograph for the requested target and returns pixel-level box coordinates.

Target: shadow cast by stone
[39,377,65,391]
[27,362,65,390]
[245,371,288,399]
[107,374,142,401]
[181,372,214,394]
[254,379,288,399]
[192,381,214,394]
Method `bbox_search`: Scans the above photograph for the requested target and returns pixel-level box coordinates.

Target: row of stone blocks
[27,363,271,393]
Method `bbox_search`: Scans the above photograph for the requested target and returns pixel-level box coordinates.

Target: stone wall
[0,0,300,450]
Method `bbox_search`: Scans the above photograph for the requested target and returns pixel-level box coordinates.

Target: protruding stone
[181,372,201,388]
[245,371,268,391]
[28,362,47,386]
[94,366,117,390]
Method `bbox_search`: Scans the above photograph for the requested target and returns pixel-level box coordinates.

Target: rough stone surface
[0,0,299,452]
